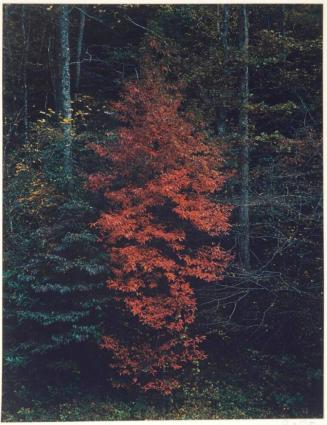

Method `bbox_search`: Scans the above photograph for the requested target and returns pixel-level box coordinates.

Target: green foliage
[3,121,110,390]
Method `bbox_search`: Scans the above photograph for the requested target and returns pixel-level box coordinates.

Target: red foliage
[89,71,232,394]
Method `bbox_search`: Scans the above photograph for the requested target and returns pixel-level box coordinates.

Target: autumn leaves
[89,73,232,394]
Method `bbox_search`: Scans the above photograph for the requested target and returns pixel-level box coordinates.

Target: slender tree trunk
[239,5,250,270]
[216,5,220,35]
[75,7,86,95]
[281,5,287,63]
[222,5,229,52]
[21,5,29,144]
[4,6,14,79]
[48,35,58,112]
[58,5,73,188]
[217,5,229,137]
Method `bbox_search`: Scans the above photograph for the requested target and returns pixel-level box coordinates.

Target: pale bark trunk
[58,5,73,188]
[75,8,86,95]
[21,5,29,144]
[239,5,250,270]
[217,5,229,137]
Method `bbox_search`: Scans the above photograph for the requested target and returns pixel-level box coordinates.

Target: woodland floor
[2,351,322,421]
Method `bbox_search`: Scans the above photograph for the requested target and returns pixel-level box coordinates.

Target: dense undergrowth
[2,349,322,421]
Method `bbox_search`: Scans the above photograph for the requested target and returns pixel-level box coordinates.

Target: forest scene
[2,3,323,421]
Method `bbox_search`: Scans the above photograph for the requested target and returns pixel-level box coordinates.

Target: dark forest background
[2,3,323,420]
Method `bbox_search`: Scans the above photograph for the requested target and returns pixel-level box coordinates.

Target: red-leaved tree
[88,71,232,395]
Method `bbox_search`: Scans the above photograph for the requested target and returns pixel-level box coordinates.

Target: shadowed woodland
[2,3,323,420]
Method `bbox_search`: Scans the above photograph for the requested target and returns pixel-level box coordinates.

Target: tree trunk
[47,33,61,114]
[21,5,29,144]
[217,5,229,137]
[216,5,220,35]
[75,7,86,95]
[281,4,287,63]
[58,5,73,188]
[239,5,250,270]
